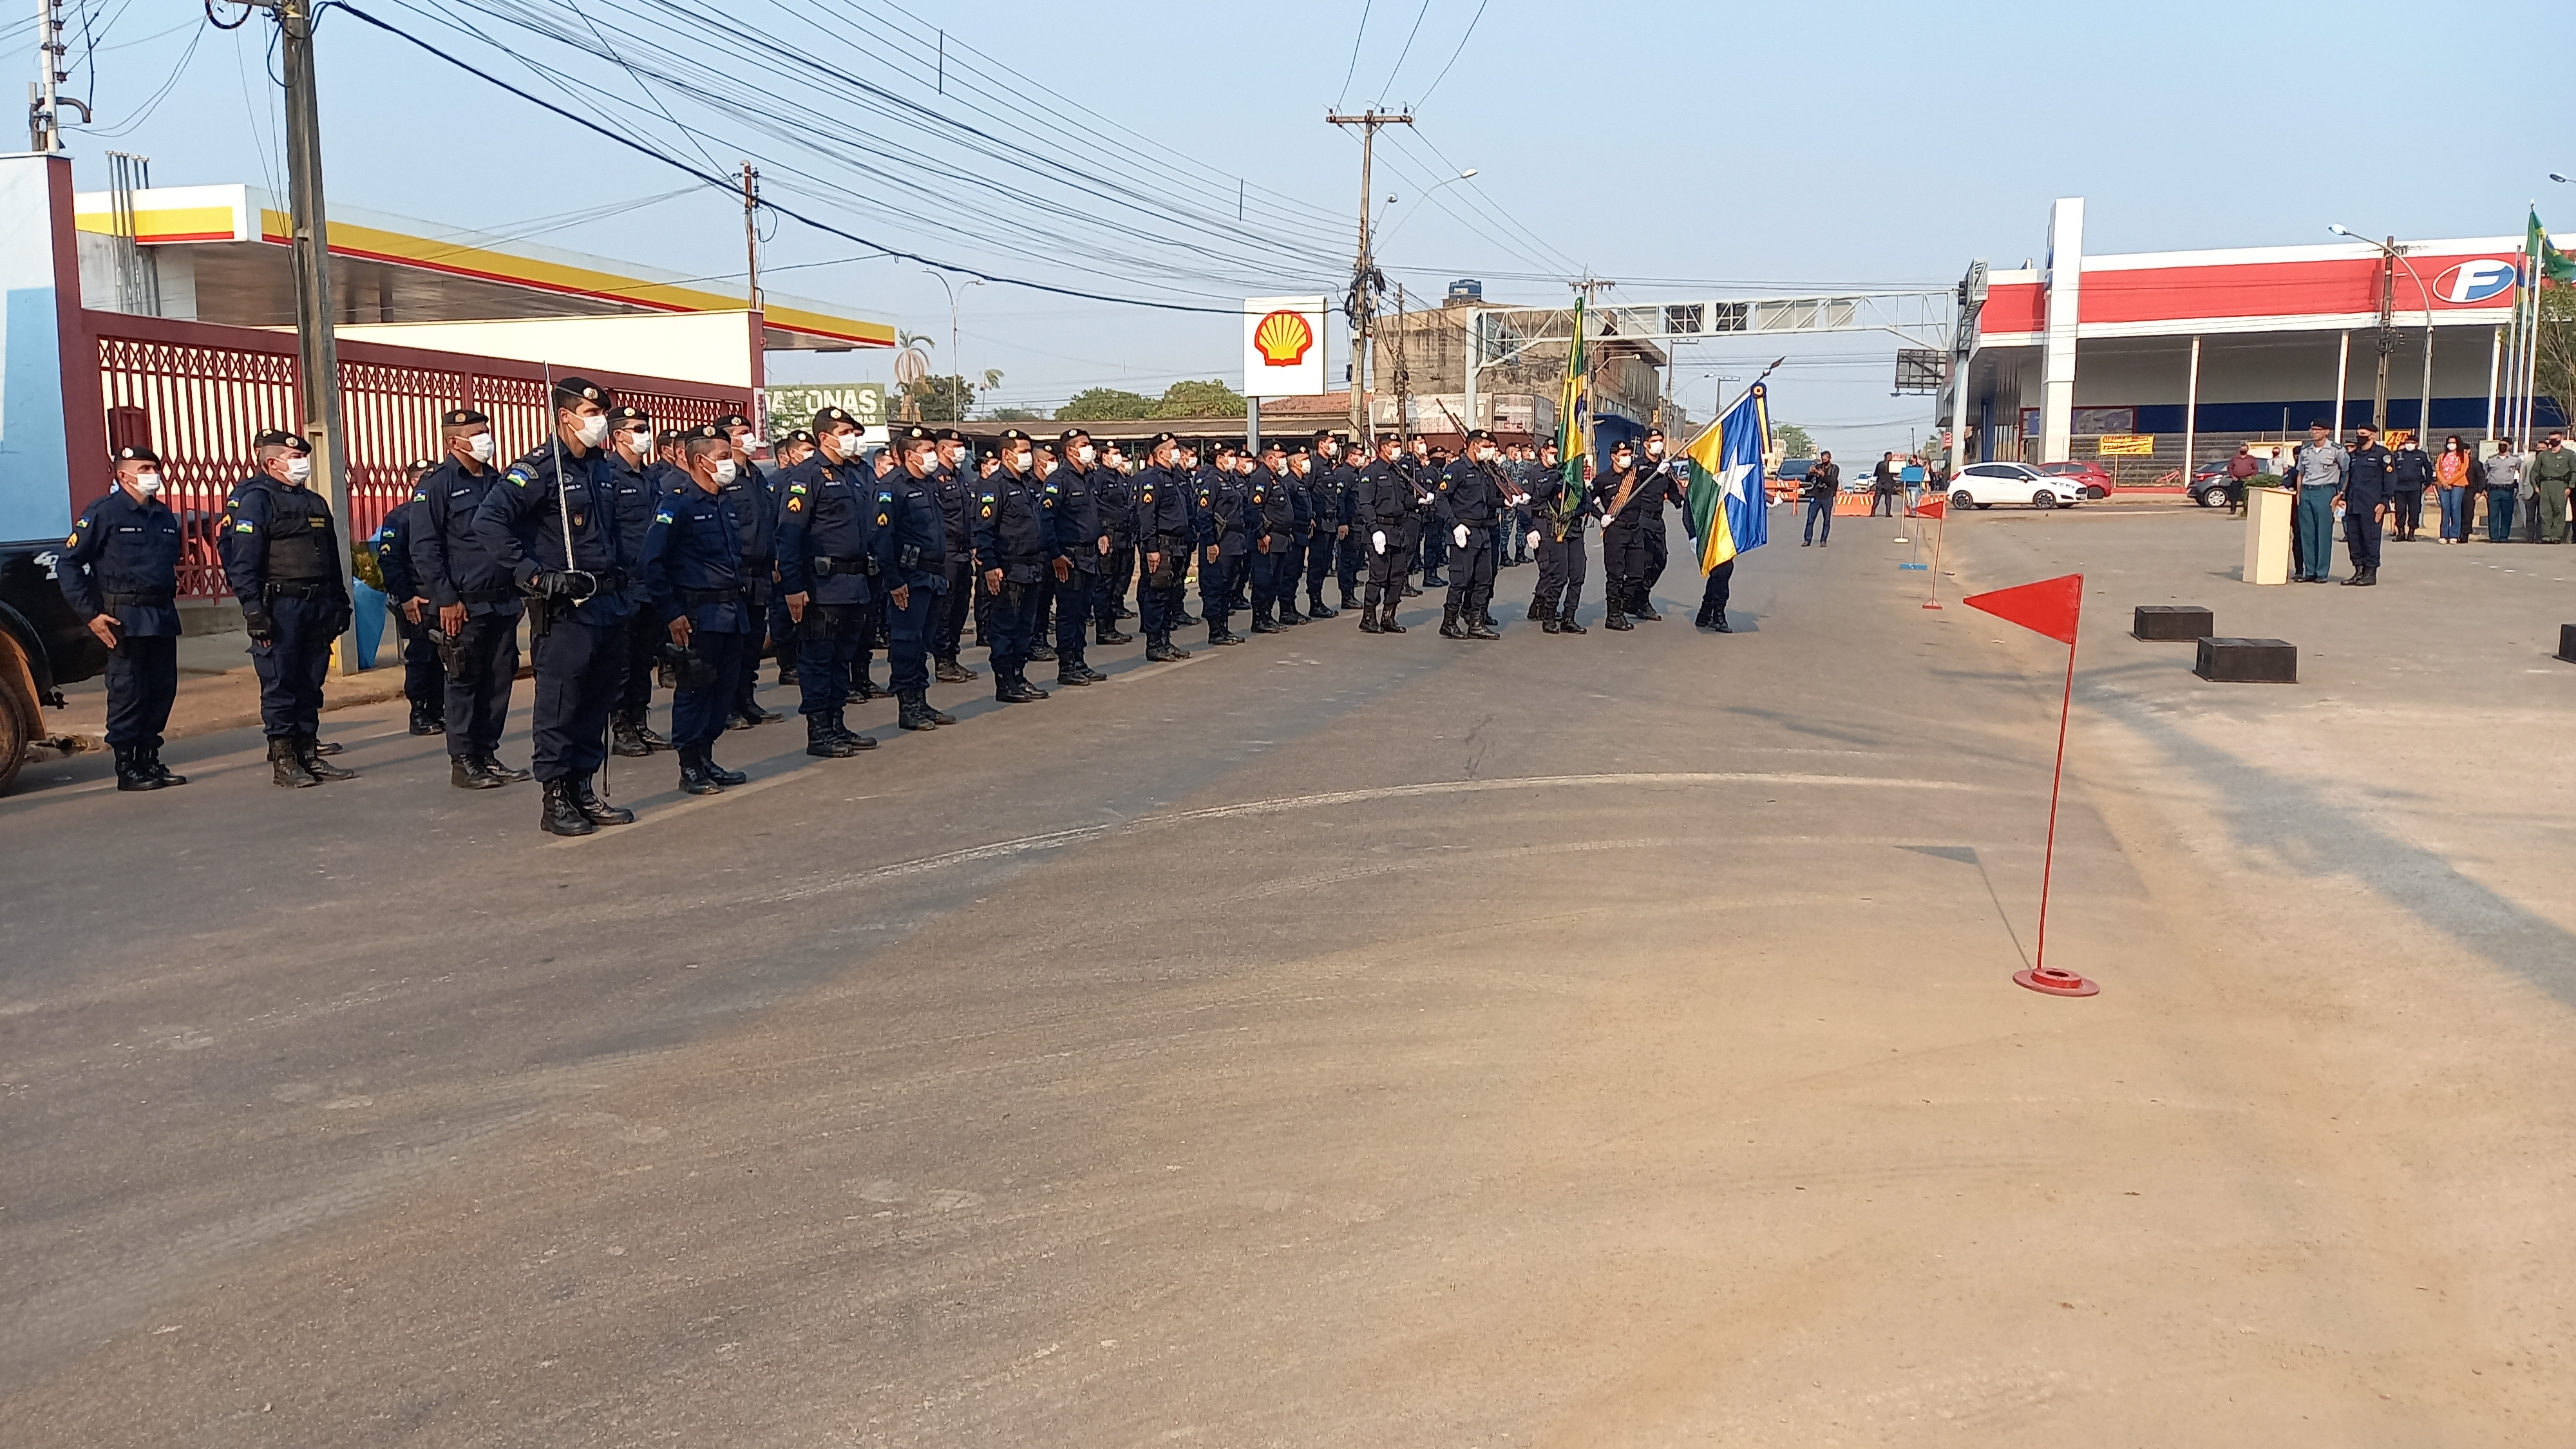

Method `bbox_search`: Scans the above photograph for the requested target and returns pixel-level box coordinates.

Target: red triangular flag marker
[1913,495,1946,520]
[1962,573,2082,645]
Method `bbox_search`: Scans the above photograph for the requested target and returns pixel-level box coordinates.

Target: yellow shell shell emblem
[1253,309,1314,367]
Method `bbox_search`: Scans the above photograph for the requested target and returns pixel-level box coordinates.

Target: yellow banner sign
[2097,434,2155,456]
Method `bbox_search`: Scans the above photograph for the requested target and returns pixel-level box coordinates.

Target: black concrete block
[2134,605,2215,641]
[2559,624,2576,663]
[2195,636,2297,683]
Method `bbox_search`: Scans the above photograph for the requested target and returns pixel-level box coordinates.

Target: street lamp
[1376,168,1477,243]
[2329,224,2434,439]
[922,270,983,419]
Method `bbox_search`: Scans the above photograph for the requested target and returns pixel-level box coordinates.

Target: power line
[1334,0,1372,110]
[1374,0,1434,106]
[1411,0,1488,109]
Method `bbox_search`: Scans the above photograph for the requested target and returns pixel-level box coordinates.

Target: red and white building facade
[1951,197,2557,477]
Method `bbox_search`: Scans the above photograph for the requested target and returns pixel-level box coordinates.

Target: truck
[1,538,110,795]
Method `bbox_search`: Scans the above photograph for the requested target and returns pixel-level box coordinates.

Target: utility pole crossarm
[1327,109,1412,446]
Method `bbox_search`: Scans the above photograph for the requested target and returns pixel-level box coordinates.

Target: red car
[2032,460,2114,498]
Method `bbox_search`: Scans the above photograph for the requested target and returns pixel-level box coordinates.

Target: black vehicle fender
[0,542,109,697]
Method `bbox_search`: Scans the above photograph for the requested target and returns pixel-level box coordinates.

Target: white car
[1947,461,2086,510]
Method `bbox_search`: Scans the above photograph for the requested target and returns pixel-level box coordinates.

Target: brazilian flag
[1681,382,1772,572]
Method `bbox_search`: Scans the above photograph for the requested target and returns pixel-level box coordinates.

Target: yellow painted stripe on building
[73,205,244,242]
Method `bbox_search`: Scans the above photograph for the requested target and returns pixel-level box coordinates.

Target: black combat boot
[1029,639,1058,663]
[677,744,722,795]
[539,777,594,836]
[1144,634,1187,662]
[832,708,880,750]
[703,747,747,787]
[1358,601,1383,634]
[408,701,443,736]
[1305,596,1337,620]
[611,711,653,757]
[1631,589,1662,621]
[139,744,186,786]
[1278,601,1307,625]
[846,672,882,703]
[1710,612,1732,633]
[1467,611,1500,640]
[1401,581,1425,597]
[266,739,316,787]
[1174,607,1198,627]
[1439,603,1466,639]
[298,732,356,781]
[1340,590,1360,611]
[808,714,862,757]
[737,696,784,725]
[1095,620,1133,646]
[310,737,344,756]
[451,755,506,790]
[898,689,940,730]
[1557,607,1587,634]
[934,656,978,683]
[569,773,635,825]
[1378,599,1406,634]
[1251,606,1281,634]
[113,744,161,791]
[477,755,532,783]
[1208,620,1242,646]
[1056,662,1095,685]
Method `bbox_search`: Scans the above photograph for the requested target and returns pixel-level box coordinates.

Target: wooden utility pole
[275,0,358,672]
[1326,109,1411,446]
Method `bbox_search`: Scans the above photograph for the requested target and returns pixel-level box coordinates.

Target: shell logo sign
[1253,309,1314,366]
[1242,294,1329,399]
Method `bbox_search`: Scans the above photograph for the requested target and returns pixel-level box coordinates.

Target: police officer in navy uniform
[775,406,890,757]
[974,428,1056,700]
[598,404,676,759]
[880,424,958,732]
[848,441,897,703]
[641,424,753,795]
[1295,438,1341,619]
[59,445,187,790]
[372,459,446,736]
[714,412,786,730]
[1195,442,1249,646]
[1593,437,1651,630]
[1631,429,1686,620]
[1093,440,1137,641]
[1311,430,1362,612]
[1526,439,1591,634]
[765,427,817,687]
[1354,433,1414,634]
[1245,440,1301,633]
[1434,429,1510,639]
[1274,442,1312,624]
[926,426,981,683]
[471,375,638,836]
[1046,428,1113,686]
[222,429,357,788]
[2340,423,2394,586]
[408,407,530,790]
[1130,431,1197,662]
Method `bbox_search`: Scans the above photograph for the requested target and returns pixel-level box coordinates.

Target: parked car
[1,538,111,795]
[2032,460,2113,499]
[2186,462,2236,508]
[1947,462,2087,511]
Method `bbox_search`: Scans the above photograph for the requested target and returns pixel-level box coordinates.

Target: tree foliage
[1774,421,1818,459]
[1057,387,1157,421]
[900,374,974,423]
[1153,378,1245,419]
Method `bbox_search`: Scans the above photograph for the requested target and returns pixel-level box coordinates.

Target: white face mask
[829,431,862,461]
[623,428,654,457]
[711,458,739,484]
[573,413,611,447]
[1075,444,1096,466]
[466,432,496,462]
[1010,451,1031,471]
[911,449,938,473]
[131,470,164,497]
[1646,441,1665,458]
[283,455,314,484]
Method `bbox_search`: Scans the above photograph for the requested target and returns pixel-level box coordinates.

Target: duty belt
[456,585,516,604]
[264,580,334,599]
[102,589,173,606]
[676,585,736,605]
[811,554,878,578]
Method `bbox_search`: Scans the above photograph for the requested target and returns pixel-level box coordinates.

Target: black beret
[1311,429,1340,444]
[1376,433,1403,448]
[813,406,859,428]
[442,408,489,427]
[1000,428,1033,443]
[898,424,934,444]
[713,413,750,430]
[1149,431,1179,447]
[1642,428,1663,440]
[687,423,726,440]
[253,428,312,453]
[551,376,607,406]
[607,404,650,424]
[114,444,161,465]
[1258,438,1285,455]
[1058,428,1091,444]
[1213,441,1240,457]
[933,427,965,442]
[1465,428,1495,442]
[784,429,818,445]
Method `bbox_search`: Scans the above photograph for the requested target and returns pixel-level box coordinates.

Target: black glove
[243,607,274,645]
[527,570,582,599]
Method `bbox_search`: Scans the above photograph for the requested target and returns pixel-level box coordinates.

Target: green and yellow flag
[1551,299,1588,533]
[2531,209,2576,286]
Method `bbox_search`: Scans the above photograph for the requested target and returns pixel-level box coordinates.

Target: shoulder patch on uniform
[234,521,256,533]
[654,509,674,525]
[788,483,807,495]
[978,492,996,504]
[876,491,893,504]
[786,497,803,513]
[64,531,79,547]
[507,468,533,486]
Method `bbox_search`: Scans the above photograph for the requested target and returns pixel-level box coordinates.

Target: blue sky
[24,0,2570,455]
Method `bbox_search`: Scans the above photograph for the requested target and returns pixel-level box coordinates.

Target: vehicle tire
[2032,491,2060,509]
[2192,486,2216,508]
[2086,484,2108,500]
[0,641,32,799]
[1949,489,1975,510]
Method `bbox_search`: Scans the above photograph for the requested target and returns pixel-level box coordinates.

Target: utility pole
[28,0,88,151]
[270,0,360,673]
[1390,282,1411,440]
[740,162,761,310]
[2372,234,2396,431]
[1327,108,1411,446]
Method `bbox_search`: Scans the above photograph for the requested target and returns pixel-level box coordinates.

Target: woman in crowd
[2432,435,2477,543]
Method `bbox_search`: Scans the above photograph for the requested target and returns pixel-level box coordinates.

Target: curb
[29,670,413,760]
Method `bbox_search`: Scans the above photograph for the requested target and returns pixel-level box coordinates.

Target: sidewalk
[29,625,413,758]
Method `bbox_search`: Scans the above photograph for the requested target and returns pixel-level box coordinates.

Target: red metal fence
[86,312,747,598]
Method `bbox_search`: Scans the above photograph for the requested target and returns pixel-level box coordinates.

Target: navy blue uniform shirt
[471,440,636,625]
[220,475,346,607]
[59,486,184,637]
[972,465,1054,582]
[406,456,522,618]
[1049,460,1107,571]
[1132,463,1194,543]
[883,464,947,593]
[641,480,748,632]
[773,457,891,604]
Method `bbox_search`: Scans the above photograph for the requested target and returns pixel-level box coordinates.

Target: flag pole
[2013,631,2096,996]
[1922,506,1946,608]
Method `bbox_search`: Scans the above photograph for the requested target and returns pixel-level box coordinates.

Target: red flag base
[2013,966,2099,998]
[1922,601,1944,610]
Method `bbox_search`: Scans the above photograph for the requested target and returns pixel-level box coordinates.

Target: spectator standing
[1803,451,1841,547]
[1870,452,1900,516]
[2225,443,2259,516]
[2291,421,2345,582]
[2530,432,2575,544]
[2386,432,2432,542]
[2482,442,2522,542]
[2432,435,2475,542]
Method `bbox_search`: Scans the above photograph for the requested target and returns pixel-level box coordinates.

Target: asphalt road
[5,505,2570,1446]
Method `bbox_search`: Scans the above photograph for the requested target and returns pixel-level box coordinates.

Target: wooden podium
[2242,486,2292,585]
